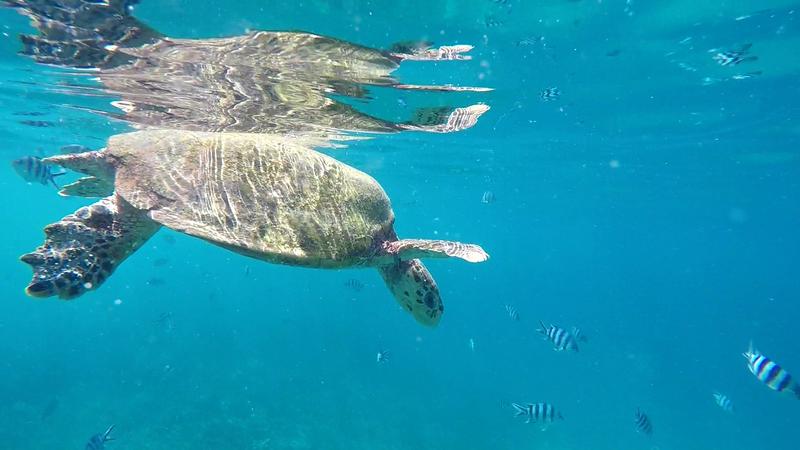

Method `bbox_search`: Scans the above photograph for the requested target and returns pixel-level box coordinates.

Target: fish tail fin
[511,402,529,417]
[103,424,115,441]
[48,170,67,189]
[537,321,548,337]
[744,340,756,359]
[6,0,161,68]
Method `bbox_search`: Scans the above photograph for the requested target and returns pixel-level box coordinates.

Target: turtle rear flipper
[385,239,489,263]
[378,259,443,327]
[20,195,159,299]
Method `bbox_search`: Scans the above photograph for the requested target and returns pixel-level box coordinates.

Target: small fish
[634,408,653,435]
[711,44,757,66]
[152,257,169,267]
[85,424,114,450]
[484,16,503,28]
[743,342,800,398]
[376,349,390,364]
[731,71,762,80]
[147,277,165,286]
[512,402,563,425]
[605,49,621,57]
[505,304,520,321]
[157,312,174,332]
[481,191,495,204]
[537,322,579,352]
[40,398,59,421]
[540,87,560,101]
[468,338,476,352]
[59,144,91,154]
[516,36,545,47]
[12,111,47,116]
[344,278,365,292]
[11,156,66,188]
[713,392,734,413]
[19,120,56,127]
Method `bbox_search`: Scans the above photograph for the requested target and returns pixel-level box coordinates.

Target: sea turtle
[21,130,488,326]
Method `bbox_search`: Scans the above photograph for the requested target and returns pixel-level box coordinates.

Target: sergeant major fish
[713,392,734,413]
[511,402,563,427]
[743,342,800,398]
[376,349,390,364]
[537,322,580,352]
[505,304,520,321]
[634,408,653,435]
[711,43,758,66]
[11,156,65,188]
[85,424,114,450]
[540,87,560,101]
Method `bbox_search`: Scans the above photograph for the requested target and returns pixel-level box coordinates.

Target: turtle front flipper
[378,259,443,327]
[20,195,159,299]
[384,239,489,263]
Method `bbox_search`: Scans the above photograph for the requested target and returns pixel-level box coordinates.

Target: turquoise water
[1,1,799,449]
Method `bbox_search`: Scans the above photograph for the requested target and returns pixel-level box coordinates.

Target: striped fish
[712,392,734,413]
[376,349,390,364]
[634,408,652,435]
[512,402,563,425]
[743,342,800,398]
[11,156,65,188]
[540,87,560,101]
[505,304,520,321]
[537,322,579,352]
[85,424,114,450]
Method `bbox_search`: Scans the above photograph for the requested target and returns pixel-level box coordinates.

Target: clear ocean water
[1,1,799,449]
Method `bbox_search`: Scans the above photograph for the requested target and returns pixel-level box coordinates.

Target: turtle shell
[107,130,394,267]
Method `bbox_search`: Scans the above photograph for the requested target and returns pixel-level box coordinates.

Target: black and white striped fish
[537,322,579,352]
[11,156,65,188]
[376,349,390,364]
[505,304,520,321]
[711,43,757,66]
[743,342,800,398]
[85,424,114,450]
[512,402,563,425]
[540,87,560,101]
[713,392,734,413]
[634,408,653,435]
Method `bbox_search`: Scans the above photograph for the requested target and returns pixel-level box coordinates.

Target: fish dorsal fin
[59,176,114,198]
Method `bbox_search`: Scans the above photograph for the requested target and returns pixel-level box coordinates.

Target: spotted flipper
[384,239,489,263]
[390,44,475,61]
[399,104,490,133]
[59,176,114,198]
[378,259,443,326]
[20,195,159,299]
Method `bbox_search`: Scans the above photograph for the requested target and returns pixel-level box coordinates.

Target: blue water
[1,1,799,449]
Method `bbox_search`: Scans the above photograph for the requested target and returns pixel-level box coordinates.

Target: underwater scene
[1,0,799,449]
